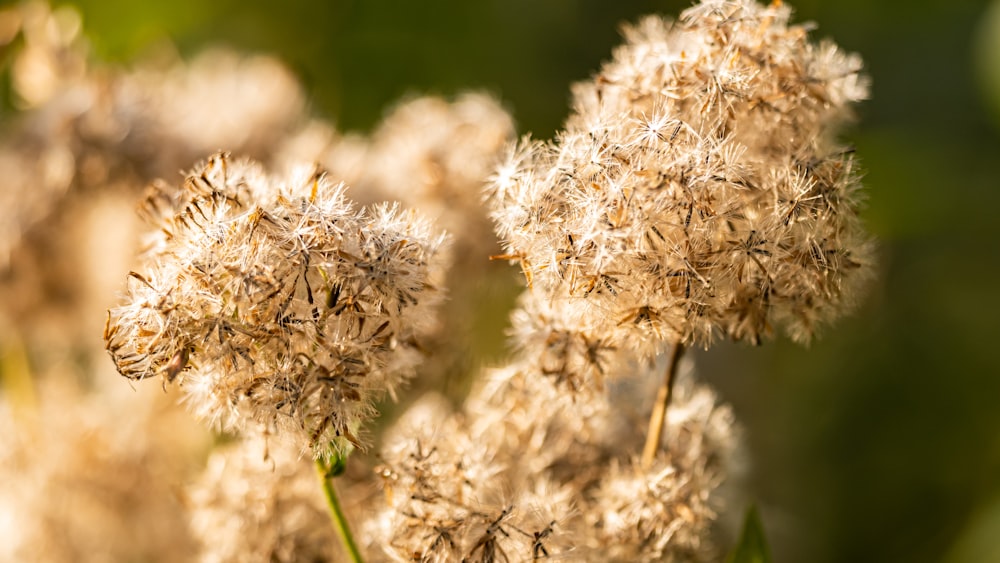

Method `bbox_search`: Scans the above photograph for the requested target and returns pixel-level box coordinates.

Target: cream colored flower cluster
[489,0,872,355]
[0,0,875,561]
[365,359,737,561]
[105,153,449,455]
[359,1,873,559]
[0,2,308,271]
[189,436,341,563]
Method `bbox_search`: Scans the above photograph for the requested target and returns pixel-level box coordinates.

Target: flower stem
[0,330,37,421]
[315,455,364,563]
[641,341,685,469]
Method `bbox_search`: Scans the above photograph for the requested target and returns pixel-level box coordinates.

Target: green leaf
[726,504,773,563]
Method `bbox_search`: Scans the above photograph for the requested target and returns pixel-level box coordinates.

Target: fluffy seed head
[366,393,577,562]
[365,357,738,562]
[188,435,341,563]
[104,152,449,455]
[488,0,873,353]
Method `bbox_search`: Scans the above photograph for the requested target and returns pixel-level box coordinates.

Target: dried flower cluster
[0,381,207,562]
[364,94,516,237]
[189,436,341,563]
[488,0,872,356]
[361,1,872,560]
[105,153,449,454]
[583,375,739,561]
[331,93,518,388]
[0,1,326,406]
[365,388,579,562]
[2,0,874,561]
[0,2,308,270]
[365,359,737,561]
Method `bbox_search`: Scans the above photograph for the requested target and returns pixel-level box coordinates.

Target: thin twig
[641,341,685,469]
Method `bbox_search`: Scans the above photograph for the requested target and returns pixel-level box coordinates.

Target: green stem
[315,456,364,563]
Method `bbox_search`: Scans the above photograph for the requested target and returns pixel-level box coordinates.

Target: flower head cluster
[366,391,577,562]
[0,3,321,401]
[0,381,206,563]
[188,436,340,563]
[488,0,872,353]
[364,359,737,562]
[104,153,449,454]
[365,93,515,222]
[508,289,627,391]
[119,47,308,168]
[0,0,309,270]
[583,375,739,560]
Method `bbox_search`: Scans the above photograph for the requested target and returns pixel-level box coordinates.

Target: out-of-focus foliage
[727,505,773,563]
[945,493,1000,563]
[976,0,1000,127]
[3,0,999,562]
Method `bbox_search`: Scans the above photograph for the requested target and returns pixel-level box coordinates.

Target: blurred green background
[30,0,1000,561]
